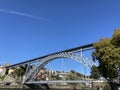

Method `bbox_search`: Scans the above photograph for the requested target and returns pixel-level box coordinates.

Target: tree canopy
[92,29,120,80]
[14,67,25,77]
[90,65,100,79]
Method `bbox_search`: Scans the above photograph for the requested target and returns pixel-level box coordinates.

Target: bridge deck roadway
[25,80,107,84]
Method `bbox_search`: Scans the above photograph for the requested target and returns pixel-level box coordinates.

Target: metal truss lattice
[23,51,97,84]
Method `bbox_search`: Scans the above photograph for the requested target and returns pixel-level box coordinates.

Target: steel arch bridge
[5,43,97,84]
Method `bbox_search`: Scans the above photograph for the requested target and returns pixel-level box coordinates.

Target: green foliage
[50,74,61,80]
[92,29,120,80]
[111,29,120,47]
[67,70,83,80]
[55,74,61,80]
[15,67,25,77]
[76,72,83,77]
[67,70,84,87]
[90,66,100,79]
[70,70,76,74]
[103,84,111,90]
[0,75,5,81]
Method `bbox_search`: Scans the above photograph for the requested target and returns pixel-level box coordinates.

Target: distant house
[34,68,46,81]
[0,66,6,77]
[8,68,15,75]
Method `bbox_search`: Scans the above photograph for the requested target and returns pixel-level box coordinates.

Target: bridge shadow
[25,84,50,89]
[109,82,120,90]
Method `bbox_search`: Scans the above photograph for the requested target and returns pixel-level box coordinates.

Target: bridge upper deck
[6,43,94,69]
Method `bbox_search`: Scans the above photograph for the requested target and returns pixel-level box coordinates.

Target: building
[0,66,6,77]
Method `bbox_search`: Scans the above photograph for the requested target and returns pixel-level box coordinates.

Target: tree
[66,70,77,80]
[92,29,120,80]
[15,67,25,77]
[70,70,76,74]
[67,70,78,87]
[76,72,83,77]
[0,75,5,81]
[14,67,26,82]
[90,65,100,79]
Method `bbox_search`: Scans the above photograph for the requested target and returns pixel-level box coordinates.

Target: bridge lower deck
[25,80,107,84]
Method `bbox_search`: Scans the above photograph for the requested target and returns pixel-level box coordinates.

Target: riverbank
[0,81,112,90]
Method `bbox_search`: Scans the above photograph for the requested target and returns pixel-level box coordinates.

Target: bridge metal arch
[23,51,96,84]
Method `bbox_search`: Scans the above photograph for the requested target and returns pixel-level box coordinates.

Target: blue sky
[0,0,120,75]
